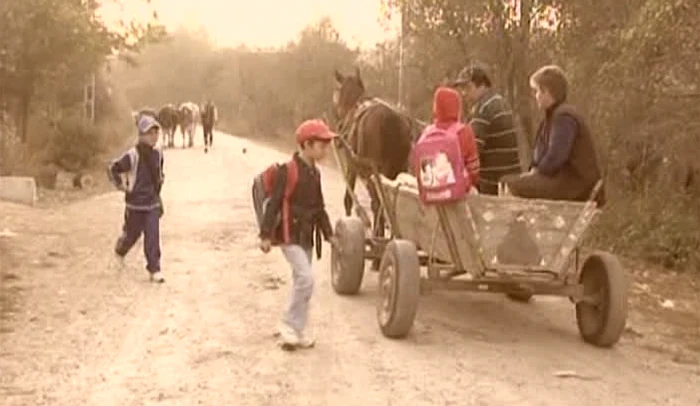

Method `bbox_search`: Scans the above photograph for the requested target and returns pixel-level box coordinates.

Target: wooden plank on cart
[380,175,483,275]
[467,195,599,275]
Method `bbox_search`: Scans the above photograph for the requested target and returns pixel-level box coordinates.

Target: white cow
[178,102,200,148]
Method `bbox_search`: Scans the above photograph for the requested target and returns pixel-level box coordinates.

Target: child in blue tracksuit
[108,114,165,283]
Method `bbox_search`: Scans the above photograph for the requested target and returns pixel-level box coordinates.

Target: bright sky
[100,0,398,49]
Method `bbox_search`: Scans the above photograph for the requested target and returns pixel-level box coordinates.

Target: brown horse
[332,67,417,251]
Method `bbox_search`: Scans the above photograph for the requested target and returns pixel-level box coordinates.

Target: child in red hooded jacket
[431,86,480,189]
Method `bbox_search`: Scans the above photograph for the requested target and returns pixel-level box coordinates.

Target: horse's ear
[334,69,344,84]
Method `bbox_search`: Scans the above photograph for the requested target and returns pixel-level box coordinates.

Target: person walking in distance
[257,119,339,350]
[453,63,523,194]
[108,114,165,283]
[201,99,218,153]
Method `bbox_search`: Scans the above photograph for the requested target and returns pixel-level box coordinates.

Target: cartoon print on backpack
[419,152,456,187]
[420,159,435,187]
[433,152,456,186]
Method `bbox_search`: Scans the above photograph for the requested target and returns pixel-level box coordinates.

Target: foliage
[48,117,105,172]
[113,18,358,138]
[0,0,164,143]
[0,0,164,176]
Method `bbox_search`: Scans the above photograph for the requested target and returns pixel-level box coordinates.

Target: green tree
[0,0,165,142]
[112,17,358,137]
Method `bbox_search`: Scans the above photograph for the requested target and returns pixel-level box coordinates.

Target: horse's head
[333,67,365,119]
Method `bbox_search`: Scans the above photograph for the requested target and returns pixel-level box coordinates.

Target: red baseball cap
[295,119,337,144]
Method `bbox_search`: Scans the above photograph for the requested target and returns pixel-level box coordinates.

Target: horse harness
[336,98,376,153]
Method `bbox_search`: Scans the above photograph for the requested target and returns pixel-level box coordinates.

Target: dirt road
[1,133,698,406]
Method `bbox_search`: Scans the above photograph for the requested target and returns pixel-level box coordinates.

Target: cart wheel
[575,251,628,347]
[331,217,366,295]
[376,240,420,338]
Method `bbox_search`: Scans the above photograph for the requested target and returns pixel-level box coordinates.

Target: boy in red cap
[259,119,338,349]
[431,86,480,189]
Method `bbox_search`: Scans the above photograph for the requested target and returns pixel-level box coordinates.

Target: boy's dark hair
[456,63,492,88]
[530,65,568,103]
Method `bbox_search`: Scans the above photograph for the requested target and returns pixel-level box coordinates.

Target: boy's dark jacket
[108,142,164,211]
[506,102,605,206]
[260,153,333,255]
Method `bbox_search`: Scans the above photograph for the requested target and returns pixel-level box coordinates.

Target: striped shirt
[468,90,522,194]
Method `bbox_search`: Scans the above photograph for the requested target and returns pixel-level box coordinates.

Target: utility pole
[397,2,408,109]
[83,72,95,123]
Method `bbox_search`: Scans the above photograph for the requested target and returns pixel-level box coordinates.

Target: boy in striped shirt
[453,64,523,194]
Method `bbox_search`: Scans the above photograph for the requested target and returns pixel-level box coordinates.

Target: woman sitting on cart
[503,65,605,206]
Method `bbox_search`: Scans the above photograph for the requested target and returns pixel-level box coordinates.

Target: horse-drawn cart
[330,144,629,348]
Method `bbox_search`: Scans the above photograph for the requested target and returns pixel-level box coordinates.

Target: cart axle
[420,278,585,299]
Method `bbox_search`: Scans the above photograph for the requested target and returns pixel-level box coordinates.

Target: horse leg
[344,170,357,217]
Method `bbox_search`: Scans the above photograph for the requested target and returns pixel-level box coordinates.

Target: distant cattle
[178,102,199,148]
[158,104,180,148]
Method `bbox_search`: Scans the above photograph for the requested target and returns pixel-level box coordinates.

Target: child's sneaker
[150,271,165,283]
[278,323,299,350]
[297,333,316,349]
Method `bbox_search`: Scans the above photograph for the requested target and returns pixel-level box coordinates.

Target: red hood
[432,87,462,124]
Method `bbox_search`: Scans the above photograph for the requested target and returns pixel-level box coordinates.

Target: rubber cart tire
[575,251,628,347]
[376,239,421,338]
[331,217,366,295]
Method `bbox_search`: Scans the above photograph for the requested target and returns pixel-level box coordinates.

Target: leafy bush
[47,117,105,172]
[592,190,700,270]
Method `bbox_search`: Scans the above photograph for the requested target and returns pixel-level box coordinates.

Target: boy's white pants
[281,244,314,335]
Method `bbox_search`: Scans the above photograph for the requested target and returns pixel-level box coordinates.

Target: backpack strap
[284,159,298,198]
[280,158,299,243]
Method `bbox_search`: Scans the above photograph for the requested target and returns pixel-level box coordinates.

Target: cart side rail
[379,175,600,277]
[466,194,600,275]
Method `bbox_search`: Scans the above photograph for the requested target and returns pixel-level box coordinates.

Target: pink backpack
[413,123,469,204]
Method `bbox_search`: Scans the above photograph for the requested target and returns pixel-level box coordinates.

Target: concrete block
[0,176,37,206]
